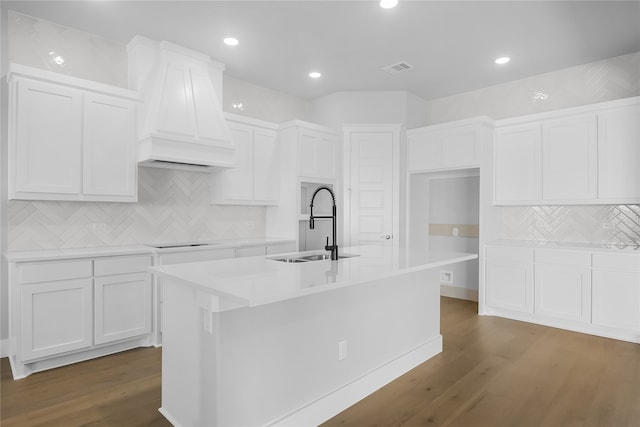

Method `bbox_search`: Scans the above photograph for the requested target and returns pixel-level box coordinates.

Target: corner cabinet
[8,64,139,202]
[494,97,640,205]
[210,114,279,205]
[407,117,493,172]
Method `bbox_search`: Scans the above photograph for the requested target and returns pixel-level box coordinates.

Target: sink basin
[301,253,359,261]
[271,257,309,263]
[269,253,359,263]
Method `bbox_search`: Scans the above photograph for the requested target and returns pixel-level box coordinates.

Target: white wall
[309,90,428,129]
[425,51,640,125]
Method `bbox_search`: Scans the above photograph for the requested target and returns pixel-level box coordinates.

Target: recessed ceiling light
[380,0,398,8]
[224,37,239,47]
[495,57,511,65]
[309,72,322,79]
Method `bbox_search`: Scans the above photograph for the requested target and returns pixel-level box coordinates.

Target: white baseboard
[158,408,183,427]
[1,339,8,358]
[440,284,478,302]
[267,335,443,427]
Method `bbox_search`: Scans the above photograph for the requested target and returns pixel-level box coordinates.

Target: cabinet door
[534,250,591,323]
[20,279,93,361]
[223,122,254,201]
[407,133,441,172]
[494,124,542,203]
[94,272,152,344]
[13,79,82,196]
[83,93,137,199]
[253,128,279,202]
[298,129,337,180]
[592,269,640,332]
[598,104,640,201]
[486,246,534,313]
[542,114,597,201]
[442,127,480,168]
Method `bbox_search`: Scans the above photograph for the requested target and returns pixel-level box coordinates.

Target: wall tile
[8,168,266,251]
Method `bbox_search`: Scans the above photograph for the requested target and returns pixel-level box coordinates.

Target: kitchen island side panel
[160,268,441,427]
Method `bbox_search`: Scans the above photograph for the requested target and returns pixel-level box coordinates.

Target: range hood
[127,36,234,170]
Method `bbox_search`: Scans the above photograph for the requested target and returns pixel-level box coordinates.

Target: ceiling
[3,1,640,101]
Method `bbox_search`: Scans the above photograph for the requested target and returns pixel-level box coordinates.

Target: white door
[345,125,399,249]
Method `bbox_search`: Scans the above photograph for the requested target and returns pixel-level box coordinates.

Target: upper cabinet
[494,97,640,205]
[8,64,139,202]
[294,123,339,180]
[407,117,493,172]
[210,114,279,205]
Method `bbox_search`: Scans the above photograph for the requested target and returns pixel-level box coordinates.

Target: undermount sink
[269,253,359,263]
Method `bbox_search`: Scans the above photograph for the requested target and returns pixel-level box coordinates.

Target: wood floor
[2,297,639,426]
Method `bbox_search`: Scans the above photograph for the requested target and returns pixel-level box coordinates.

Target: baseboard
[440,284,478,302]
[158,408,183,427]
[1,339,8,358]
[267,335,443,427]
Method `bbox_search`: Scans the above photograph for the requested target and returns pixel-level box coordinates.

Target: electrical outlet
[92,222,107,232]
[452,227,459,237]
[338,340,347,361]
[440,270,453,283]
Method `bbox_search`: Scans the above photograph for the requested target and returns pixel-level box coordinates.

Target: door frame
[342,124,402,250]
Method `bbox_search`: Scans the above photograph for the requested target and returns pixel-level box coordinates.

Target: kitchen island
[150,245,477,427]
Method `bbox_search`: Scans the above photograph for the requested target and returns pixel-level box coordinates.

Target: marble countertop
[3,237,296,262]
[149,245,478,308]
[487,239,640,253]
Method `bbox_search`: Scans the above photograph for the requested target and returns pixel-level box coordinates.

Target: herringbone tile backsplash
[501,205,640,246]
[8,168,266,251]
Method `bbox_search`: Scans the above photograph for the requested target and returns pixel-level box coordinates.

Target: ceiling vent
[382,61,414,75]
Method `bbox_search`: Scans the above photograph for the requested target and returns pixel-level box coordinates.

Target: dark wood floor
[2,297,639,426]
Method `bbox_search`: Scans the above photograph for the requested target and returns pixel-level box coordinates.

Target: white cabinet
[211,115,279,205]
[494,124,542,203]
[542,114,597,201]
[13,78,83,196]
[494,97,640,205]
[485,246,534,313]
[407,118,491,172]
[20,279,93,361]
[297,126,339,180]
[9,252,153,378]
[534,249,591,323]
[94,255,152,345]
[8,64,139,202]
[83,93,137,198]
[235,246,266,258]
[597,104,640,202]
[592,253,640,334]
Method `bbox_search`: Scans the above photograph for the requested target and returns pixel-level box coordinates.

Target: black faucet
[309,186,338,260]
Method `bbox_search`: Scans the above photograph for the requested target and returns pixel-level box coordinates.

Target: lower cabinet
[94,272,152,345]
[534,249,591,323]
[10,253,153,378]
[20,278,93,361]
[592,253,640,333]
[485,246,534,314]
[485,244,640,343]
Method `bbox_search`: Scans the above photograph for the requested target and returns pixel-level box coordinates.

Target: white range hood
[127,35,234,170]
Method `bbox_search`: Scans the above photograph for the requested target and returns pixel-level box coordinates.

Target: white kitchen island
[150,245,477,427]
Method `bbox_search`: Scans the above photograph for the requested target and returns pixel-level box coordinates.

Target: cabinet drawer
[266,242,297,255]
[94,255,152,277]
[592,253,640,272]
[19,259,92,284]
[535,249,591,267]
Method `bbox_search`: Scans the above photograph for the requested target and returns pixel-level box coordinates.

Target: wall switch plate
[338,340,347,361]
[440,270,453,283]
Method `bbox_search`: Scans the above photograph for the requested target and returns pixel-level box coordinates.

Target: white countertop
[3,237,295,262]
[487,239,640,254]
[149,245,478,308]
